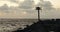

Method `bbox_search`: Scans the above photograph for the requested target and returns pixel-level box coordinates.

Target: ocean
[0,19,38,32]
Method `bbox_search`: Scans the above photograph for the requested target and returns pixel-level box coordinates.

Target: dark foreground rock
[13,19,60,32]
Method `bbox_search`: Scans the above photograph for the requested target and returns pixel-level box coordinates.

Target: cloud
[0,4,10,13]
[36,0,54,11]
[7,0,24,4]
[0,0,36,18]
[19,0,35,9]
[0,0,59,19]
[36,0,59,19]
[8,0,19,3]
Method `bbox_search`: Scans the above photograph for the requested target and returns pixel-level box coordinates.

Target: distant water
[0,19,38,32]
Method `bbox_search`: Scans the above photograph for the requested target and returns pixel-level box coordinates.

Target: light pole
[36,7,41,21]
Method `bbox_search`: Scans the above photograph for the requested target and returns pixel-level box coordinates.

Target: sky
[0,0,60,19]
[44,0,60,8]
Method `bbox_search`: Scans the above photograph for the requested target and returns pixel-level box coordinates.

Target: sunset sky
[0,0,60,19]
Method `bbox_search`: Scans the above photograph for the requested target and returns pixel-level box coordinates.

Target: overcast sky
[0,0,60,19]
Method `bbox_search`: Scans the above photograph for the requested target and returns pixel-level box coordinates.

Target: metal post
[38,9,40,21]
[36,7,41,21]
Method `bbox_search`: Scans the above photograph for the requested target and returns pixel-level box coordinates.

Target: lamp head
[36,7,41,10]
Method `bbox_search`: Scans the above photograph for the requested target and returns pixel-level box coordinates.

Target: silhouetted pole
[36,7,41,21]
